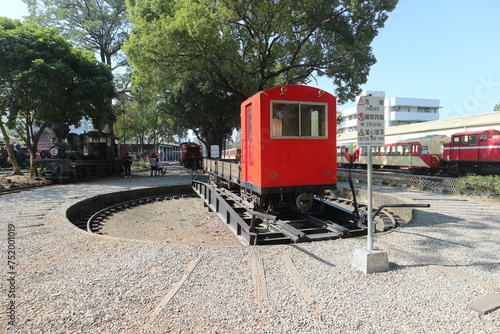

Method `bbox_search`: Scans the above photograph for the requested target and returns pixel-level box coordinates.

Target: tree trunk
[0,123,22,175]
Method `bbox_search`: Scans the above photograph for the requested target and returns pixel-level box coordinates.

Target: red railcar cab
[442,129,500,174]
[240,85,337,195]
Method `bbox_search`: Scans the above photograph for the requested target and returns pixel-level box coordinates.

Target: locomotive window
[421,146,428,154]
[271,101,327,138]
[492,133,500,139]
[453,137,460,146]
[480,132,489,140]
[462,135,476,146]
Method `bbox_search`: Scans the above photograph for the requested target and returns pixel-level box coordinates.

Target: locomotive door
[450,136,461,161]
[243,104,253,182]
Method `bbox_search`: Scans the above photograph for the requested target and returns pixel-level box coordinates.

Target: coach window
[271,102,327,138]
[421,146,428,155]
[300,104,326,137]
[272,103,299,136]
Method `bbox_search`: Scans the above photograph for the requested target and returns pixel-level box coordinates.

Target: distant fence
[337,169,458,194]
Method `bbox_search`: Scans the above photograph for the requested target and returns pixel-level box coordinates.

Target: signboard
[210,145,220,158]
[356,96,385,146]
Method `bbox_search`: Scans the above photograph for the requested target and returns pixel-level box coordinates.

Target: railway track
[192,180,427,246]
[68,179,426,246]
[70,194,197,234]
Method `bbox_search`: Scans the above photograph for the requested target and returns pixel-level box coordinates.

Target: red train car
[179,142,203,169]
[442,129,500,175]
[337,135,449,174]
[240,85,337,208]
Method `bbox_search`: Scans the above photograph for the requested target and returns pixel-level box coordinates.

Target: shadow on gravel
[291,244,336,267]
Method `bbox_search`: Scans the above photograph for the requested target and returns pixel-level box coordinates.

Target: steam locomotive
[0,142,30,168]
[33,124,123,182]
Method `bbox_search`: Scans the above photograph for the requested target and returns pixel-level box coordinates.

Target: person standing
[149,153,158,176]
[157,160,164,176]
[123,153,133,178]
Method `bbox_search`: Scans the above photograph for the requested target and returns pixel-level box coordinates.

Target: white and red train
[337,129,500,176]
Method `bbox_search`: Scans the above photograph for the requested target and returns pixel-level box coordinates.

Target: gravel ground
[1,163,498,333]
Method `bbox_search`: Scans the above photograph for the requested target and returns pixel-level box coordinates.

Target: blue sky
[3,0,500,120]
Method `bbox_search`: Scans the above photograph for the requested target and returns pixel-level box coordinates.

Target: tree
[0,18,115,175]
[0,18,23,174]
[25,0,130,133]
[125,0,398,103]
[115,97,174,159]
[158,74,241,157]
[124,0,398,148]
[25,0,128,70]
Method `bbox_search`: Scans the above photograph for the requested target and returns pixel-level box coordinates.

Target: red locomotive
[198,85,423,245]
[338,129,500,176]
[206,85,337,212]
[179,142,203,170]
[441,129,500,175]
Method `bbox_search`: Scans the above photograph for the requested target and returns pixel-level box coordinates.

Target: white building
[338,91,440,133]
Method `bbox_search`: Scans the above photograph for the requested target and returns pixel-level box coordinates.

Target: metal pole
[366,145,373,251]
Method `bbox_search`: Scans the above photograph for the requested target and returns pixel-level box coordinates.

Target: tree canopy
[0,17,115,174]
[24,0,129,70]
[125,0,398,104]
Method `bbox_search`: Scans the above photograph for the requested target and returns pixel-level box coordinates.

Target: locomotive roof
[451,129,500,136]
[338,110,500,143]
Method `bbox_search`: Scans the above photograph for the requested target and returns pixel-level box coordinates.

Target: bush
[456,175,500,198]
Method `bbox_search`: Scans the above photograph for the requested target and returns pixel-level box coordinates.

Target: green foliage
[125,0,398,104]
[0,18,115,128]
[24,0,129,69]
[456,175,500,198]
[114,96,173,158]
[0,17,115,174]
[158,73,241,155]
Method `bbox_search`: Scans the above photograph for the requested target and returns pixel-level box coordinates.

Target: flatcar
[441,129,500,175]
[179,142,203,169]
[205,85,337,212]
[338,135,450,174]
[33,123,123,182]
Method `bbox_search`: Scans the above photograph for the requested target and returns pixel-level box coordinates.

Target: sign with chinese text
[356,96,385,146]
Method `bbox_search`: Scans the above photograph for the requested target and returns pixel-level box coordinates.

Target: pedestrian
[157,160,164,176]
[149,153,157,176]
[123,152,133,178]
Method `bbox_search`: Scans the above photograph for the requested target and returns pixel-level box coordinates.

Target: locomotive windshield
[271,101,327,138]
